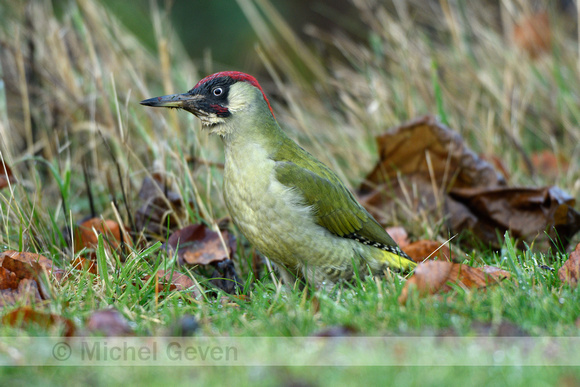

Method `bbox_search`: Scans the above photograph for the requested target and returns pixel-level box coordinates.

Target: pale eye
[213,87,223,96]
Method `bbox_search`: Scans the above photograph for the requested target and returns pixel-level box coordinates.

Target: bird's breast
[222,142,315,267]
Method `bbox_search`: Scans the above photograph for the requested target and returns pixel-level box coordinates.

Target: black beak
[140,92,203,109]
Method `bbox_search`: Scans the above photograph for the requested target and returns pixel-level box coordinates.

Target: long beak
[140,93,200,109]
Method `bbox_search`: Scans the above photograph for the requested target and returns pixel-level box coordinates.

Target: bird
[141,71,416,286]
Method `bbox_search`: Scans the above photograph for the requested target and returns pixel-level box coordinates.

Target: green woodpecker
[141,71,416,286]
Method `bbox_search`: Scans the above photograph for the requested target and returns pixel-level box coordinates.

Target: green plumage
[273,137,398,247]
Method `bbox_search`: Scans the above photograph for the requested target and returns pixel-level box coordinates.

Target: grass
[1,0,580,384]
[2,365,578,387]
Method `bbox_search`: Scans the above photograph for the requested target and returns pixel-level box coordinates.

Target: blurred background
[99,0,358,71]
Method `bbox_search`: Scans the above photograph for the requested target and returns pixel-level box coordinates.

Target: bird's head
[140,71,275,136]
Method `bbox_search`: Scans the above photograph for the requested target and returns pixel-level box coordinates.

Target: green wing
[272,139,399,249]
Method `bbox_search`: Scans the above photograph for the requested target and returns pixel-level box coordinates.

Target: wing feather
[271,140,399,249]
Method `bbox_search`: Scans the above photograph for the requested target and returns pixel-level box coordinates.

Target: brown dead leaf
[0,266,19,290]
[141,269,201,299]
[513,12,551,59]
[0,159,15,190]
[398,261,509,304]
[0,279,44,306]
[361,115,505,194]
[0,250,54,277]
[3,307,75,336]
[482,265,512,282]
[559,243,580,287]
[167,224,236,265]
[0,251,59,304]
[359,115,505,227]
[135,172,186,238]
[385,226,409,248]
[401,260,453,301]
[402,240,454,262]
[531,150,569,176]
[16,279,43,302]
[360,116,580,249]
[167,224,242,293]
[156,270,197,292]
[74,218,132,258]
[449,186,580,248]
[0,250,61,294]
[85,308,133,337]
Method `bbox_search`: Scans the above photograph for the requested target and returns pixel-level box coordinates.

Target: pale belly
[222,143,362,283]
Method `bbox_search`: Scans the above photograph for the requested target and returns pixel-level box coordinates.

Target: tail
[379,249,417,272]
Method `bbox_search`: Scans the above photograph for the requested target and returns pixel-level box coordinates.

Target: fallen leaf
[3,307,75,336]
[0,279,44,306]
[359,115,505,227]
[141,269,201,298]
[167,224,242,294]
[0,159,15,189]
[513,11,551,59]
[402,240,453,262]
[0,250,60,300]
[0,250,54,278]
[361,115,505,195]
[482,265,512,281]
[531,150,569,176]
[0,289,19,306]
[449,186,580,248]
[398,261,509,304]
[400,260,454,302]
[155,269,195,291]
[85,308,134,337]
[359,116,580,249]
[0,266,19,290]
[559,243,580,287]
[0,251,60,304]
[135,172,186,238]
[167,224,236,266]
[74,218,132,258]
